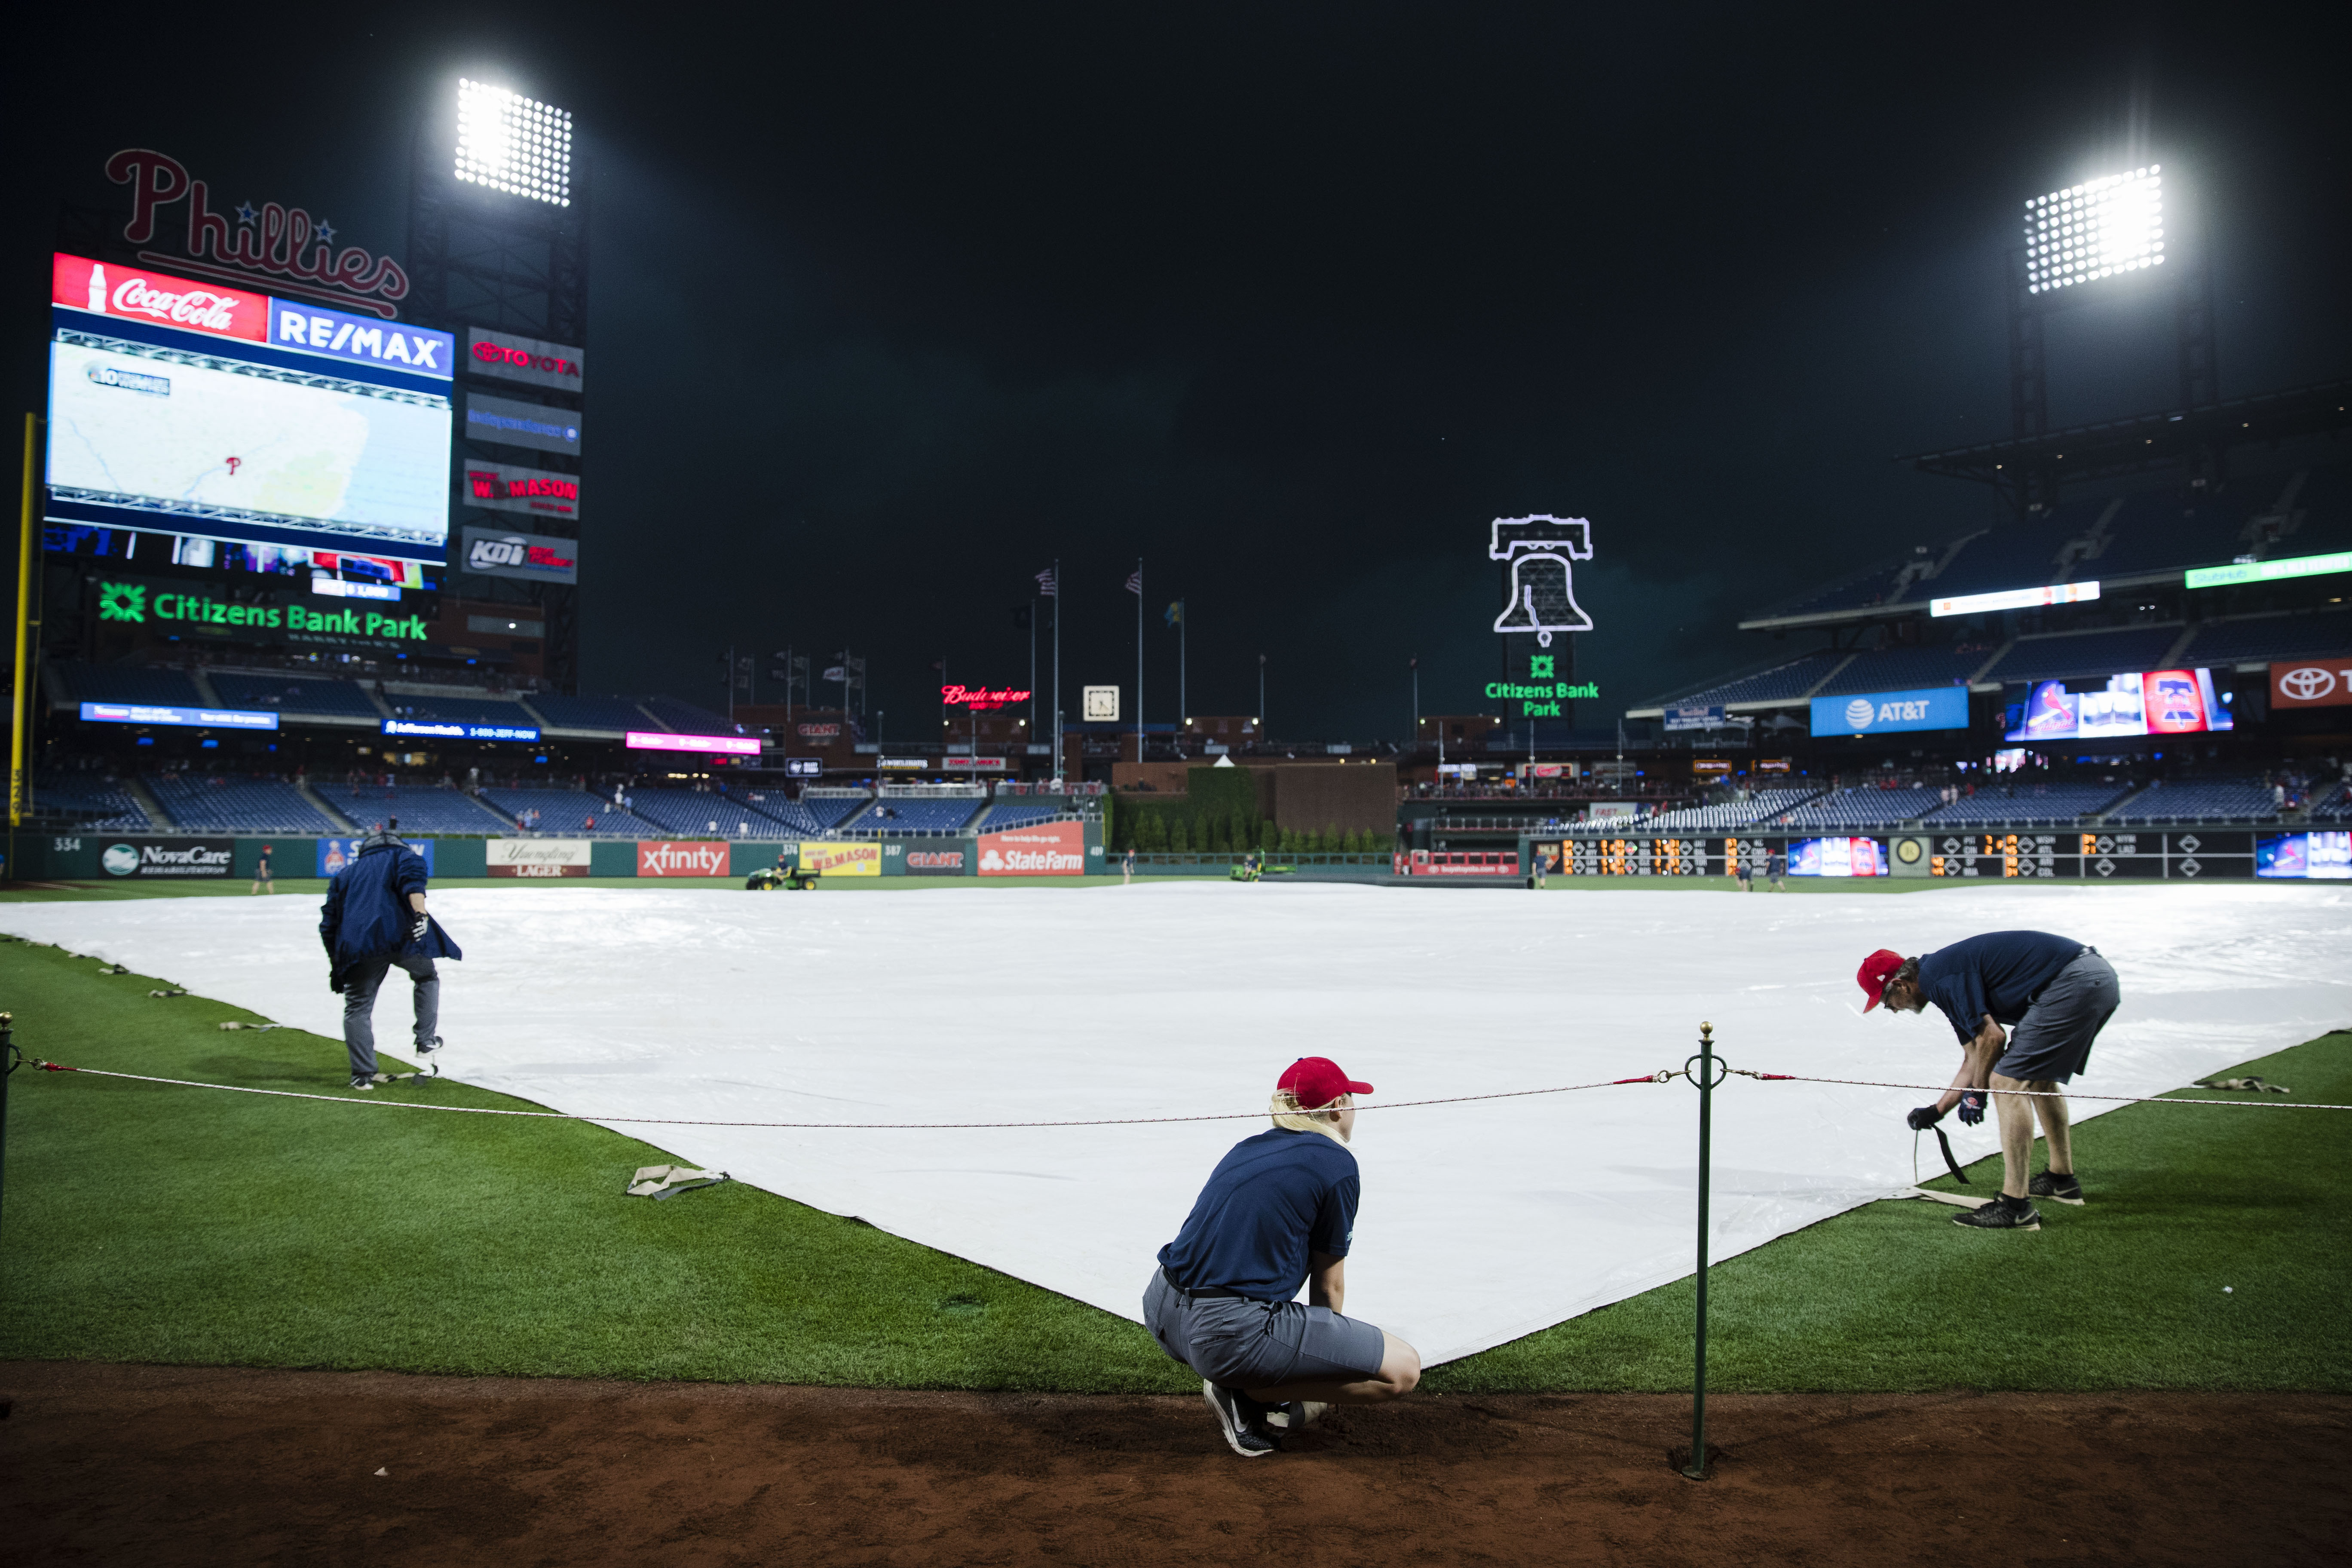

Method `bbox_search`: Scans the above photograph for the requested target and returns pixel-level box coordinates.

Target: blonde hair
[1270,1090,1351,1144]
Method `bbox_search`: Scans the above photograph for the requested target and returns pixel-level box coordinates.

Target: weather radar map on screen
[43,254,453,563]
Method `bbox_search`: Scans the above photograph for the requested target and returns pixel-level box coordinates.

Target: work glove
[1956,1090,1988,1127]
[409,913,430,944]
[1905,1104,1945,1131]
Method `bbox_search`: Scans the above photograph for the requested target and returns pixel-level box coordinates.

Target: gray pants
[1995,949,2119,1085]
[343,952,439,1077]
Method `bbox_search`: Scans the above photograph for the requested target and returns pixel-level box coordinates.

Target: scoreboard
[1561,836,1718,876]
[1925,830,2254,880]
[1549,831,2259,879]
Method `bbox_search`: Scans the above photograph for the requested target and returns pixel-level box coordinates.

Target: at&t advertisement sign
[1811,686,1970,738]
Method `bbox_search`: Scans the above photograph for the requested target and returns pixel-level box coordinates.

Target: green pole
[1682,1020,1718,1480]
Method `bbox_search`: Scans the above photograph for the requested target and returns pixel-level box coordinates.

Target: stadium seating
[1660,651,1841,709]
[623,787,794,836]
[1813,645,1991,697]
[146,773,337,833]
[2105,778,2279,825]
[2308,782,2352,824]
[977,803,1069,832]
[481,787,653,835]
[1979,626,2188,684]
[207,673,383,720]
[1916,781,2133,828]
[312,783,511,834]
[56,662,203,707]
[1776,786,1945,829]
[848,798,982,836]
[1640,790,1824,831]
[760,798,842,836]
[529,694,655,731]
[2178,612,2352,665]
[794,794,873,830]
[33,772,150,830]
[641,695,738,735]
[379,692,540,726]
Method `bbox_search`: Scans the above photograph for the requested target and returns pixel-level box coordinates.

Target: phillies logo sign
[106,148,409,319]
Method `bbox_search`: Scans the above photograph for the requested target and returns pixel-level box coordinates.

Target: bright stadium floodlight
[455,79,573,207]
[2023,166,2162,294]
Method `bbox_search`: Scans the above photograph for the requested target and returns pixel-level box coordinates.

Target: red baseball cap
[1856,948,1906,1011]
[1278,1056,1373,1109]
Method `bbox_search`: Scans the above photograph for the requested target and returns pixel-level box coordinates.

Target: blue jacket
[319,833,462,991]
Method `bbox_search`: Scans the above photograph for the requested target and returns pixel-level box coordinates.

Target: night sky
[5,3,2346,742]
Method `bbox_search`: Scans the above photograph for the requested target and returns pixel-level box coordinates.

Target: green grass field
[1,882,2344,1393]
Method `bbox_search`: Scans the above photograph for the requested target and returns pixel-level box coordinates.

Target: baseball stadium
[4,16,2349,1568]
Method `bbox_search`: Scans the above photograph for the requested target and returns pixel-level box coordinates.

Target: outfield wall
[8,821,1107,883]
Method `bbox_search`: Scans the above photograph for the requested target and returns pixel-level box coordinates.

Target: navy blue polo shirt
[1916,930,2086,1043]
[1158,1128,1359,1303]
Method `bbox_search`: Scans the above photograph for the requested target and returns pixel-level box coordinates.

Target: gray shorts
[1142,1268,1388,1390]
[1995,949,2119,1085]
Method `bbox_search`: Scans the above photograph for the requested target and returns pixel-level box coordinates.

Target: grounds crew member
[251,842,274,895]
[321,821,459,1091]
[1145,1056,1421,1456]
[1858,931,2119,1230]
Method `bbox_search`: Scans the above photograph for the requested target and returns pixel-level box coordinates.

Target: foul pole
[11,413,41,875]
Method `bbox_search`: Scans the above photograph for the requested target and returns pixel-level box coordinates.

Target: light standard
[1257,653,1267,741]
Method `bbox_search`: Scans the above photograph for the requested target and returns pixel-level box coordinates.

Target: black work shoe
[1201,1381,1278,1457]
[2028,1170,2085,1205]
[1954,1194,2041,1231]
[349,1075,375,1092]
[416,1035,444,1056]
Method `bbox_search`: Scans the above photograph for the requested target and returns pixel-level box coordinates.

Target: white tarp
[7,882,2345,1366]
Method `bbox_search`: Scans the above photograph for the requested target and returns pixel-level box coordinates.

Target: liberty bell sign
[1490,514,1594,648]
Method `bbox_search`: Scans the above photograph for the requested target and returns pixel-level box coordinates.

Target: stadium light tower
[455,80,574,207]
[2022,166,2162,293]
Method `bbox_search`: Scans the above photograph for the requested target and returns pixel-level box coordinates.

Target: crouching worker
[321,821,462,1091]
[1145,1056,1421,1457]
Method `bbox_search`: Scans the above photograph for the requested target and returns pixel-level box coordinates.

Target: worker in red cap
[1143,1055,1422,1457]
[1857,932,2119,1231]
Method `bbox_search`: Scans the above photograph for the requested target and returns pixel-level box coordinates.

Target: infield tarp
[6,882,2346,1366]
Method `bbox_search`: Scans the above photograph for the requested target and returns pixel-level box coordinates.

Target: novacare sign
[1810,685,1970,738]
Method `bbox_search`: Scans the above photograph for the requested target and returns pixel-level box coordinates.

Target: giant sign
[2271,659,2352,710]
[2005,668,2234,742]
[978,820,1086,876]
[464,462,580,521]
[466,327,585,392]
[104,148,410,317]
[49,255,453,564]
[462,526,579,584]
[1811,685,1970,738]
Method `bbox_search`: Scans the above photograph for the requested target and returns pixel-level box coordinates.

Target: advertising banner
[99,836,234,878]
[1664,704,1725,732]
[383,718,539,742]
[797,841,881,877]
[461,525,579,583]
[1810,686,1970,738]
[1787,837,1888,877]
[2005,668,2234,742]
[978,820,1087,876]
[465,392,581,456]
[637,841,732,878]
[466,327,585,392]
[268,300,452,380]
[2256,831,2352,879]
[905,844,973,876]
[92,575,430,652]
[81,700,277,730]
[625,730,761,756]
[486,838,591,877]
[2271,659,2352,710]
[316,836,438,878]
[52,253,266,343]
[463,463,580,522]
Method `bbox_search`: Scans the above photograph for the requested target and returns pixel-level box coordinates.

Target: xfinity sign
[1810,685,1969,737]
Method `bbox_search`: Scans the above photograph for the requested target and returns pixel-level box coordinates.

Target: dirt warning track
[3,1362,2345,1566]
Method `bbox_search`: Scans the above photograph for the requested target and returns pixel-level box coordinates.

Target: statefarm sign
[977,821,1085,876]
[104,148,409,318]
[638,841,731,878]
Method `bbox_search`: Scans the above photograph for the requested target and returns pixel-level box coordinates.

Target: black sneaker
[1954,1194,2041,1231]
[2028,1170,2084,1206]
[1200,1381,1278,1457]
[348,1075,375,1093]
[416,1035,444,1057]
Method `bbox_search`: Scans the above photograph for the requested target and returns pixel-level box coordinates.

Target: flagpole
[1179,603,1186,736]
[1134,557,1143,769]
[1028,595,1037,767]
[1052,558,1061,787]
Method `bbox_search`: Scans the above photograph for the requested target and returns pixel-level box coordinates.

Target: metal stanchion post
[1681,1020,1722,1479]
[0,1013,15,1228]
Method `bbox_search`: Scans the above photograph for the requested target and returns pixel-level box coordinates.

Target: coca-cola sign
[105,149,409,319]
[51,253,266,343]
[466,326,585,392]
[465,461,580,520]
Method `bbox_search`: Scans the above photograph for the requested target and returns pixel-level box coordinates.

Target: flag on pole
[1035,567,1058,597]
[1164,599,1184,627]
[1125,570,1142,595]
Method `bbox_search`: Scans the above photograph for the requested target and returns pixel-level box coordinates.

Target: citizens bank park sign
[103,149,408,318]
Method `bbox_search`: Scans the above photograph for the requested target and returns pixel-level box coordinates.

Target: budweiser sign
[105,148,409,318]
[52,253,266,343]
[940,684,1032,710]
